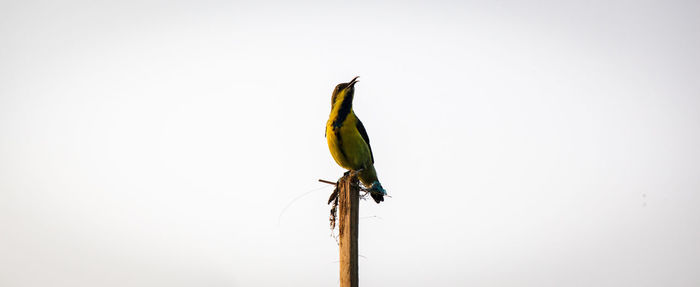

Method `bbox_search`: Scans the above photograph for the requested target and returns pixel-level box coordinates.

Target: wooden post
[338,173,359,287]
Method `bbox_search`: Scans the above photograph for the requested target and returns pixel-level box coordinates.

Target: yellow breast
[326,112,372,170]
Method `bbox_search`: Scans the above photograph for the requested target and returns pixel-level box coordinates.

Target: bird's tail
[357,165,387,204]
[368,181,386,203]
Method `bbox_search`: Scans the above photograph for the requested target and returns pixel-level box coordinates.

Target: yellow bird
[326,76,386,203]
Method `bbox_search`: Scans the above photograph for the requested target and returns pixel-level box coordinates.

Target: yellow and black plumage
[325,76,386,203]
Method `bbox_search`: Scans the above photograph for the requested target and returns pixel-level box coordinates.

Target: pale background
[1,0,699,286]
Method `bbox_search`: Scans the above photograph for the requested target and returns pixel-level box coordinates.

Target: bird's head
[331,76,359,107]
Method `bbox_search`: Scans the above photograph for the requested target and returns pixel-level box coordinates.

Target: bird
[325,76,386,203]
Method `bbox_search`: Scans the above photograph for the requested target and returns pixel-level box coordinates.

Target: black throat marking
[331,92,353,130]
[331,92,353,160]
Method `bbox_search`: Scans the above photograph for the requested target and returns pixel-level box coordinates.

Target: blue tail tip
[369,181,387,195]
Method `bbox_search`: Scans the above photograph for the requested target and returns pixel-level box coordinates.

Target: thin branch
[318,179,337,185]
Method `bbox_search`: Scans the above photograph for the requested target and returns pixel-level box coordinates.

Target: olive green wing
[355,118,374,163]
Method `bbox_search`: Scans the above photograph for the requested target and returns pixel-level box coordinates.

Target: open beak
[348,76,360,87]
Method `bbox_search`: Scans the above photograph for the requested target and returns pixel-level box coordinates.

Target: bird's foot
[348,168,364,177]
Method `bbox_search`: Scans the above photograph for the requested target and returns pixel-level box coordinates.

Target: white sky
[1,0,699,286]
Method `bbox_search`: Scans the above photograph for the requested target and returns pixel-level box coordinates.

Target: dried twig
[318,179,337,185]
